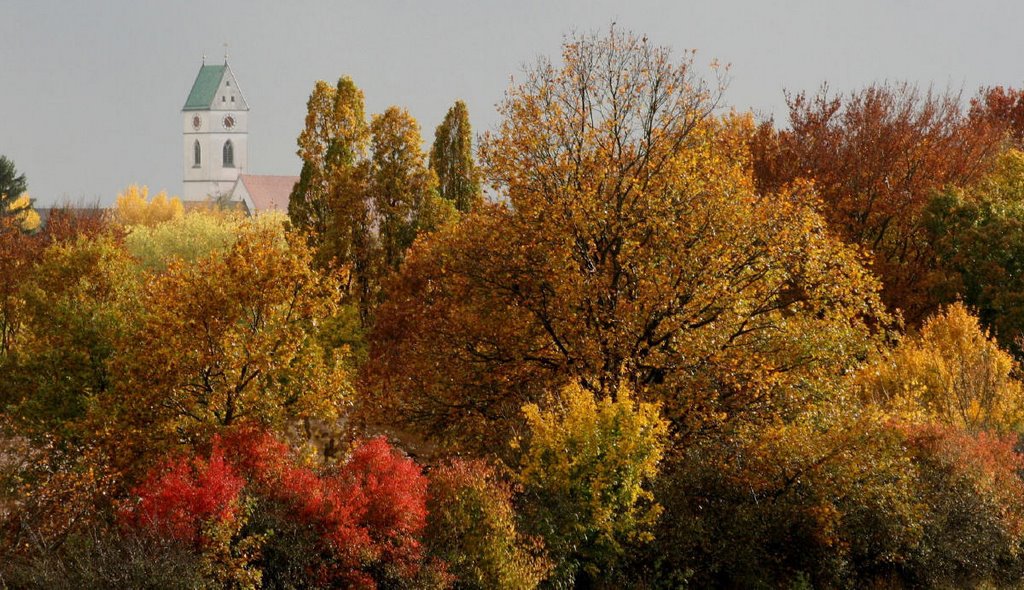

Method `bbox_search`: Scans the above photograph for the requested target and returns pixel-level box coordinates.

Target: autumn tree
[370,106,451,273]
[652,399,920,588]
[114,184,184,227]
[365,28,886,452]
[0,216,42,356]
[36,203,113,246]
[0,234,139,547]
[430,100,482,213]
[858,303,1024,433]
[426,460,549,590]
[897,423,1024,587]
[923,148,1024,355]
[4,194,40,233]
[750,83,1003,324]
[969,85,1024,146]
[104,224,351,469]
[1,235,139,441]
[288,76,370,267]
[124,209,251,272]
[652,389,1024,588]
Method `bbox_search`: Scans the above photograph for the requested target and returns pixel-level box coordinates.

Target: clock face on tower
[192,115,201,130]
[222,114,236,130]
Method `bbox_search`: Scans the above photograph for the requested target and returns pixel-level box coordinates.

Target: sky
[3,0,1024,207]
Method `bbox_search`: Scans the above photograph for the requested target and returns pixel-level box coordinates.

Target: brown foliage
[751,83,1004,324]
[969,85,1024,147]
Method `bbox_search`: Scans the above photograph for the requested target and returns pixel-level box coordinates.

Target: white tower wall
[182,63,249,201]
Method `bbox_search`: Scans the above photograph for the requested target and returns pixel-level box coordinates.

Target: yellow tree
[369,106,447,273]
[124,210,248,272]
[516,382,667,586]
[365,28,886,452]
[104,223,352,471]
[114,184,184,227]
[4,193,40,232]
[858,302,1024,433]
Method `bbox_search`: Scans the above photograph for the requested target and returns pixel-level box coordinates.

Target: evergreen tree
[0,155,28,211]
[429,100,482,213]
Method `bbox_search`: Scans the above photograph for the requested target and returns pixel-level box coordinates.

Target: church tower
[182,58,249,201]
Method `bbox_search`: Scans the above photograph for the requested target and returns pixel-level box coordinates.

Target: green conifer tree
[429,101,482,213]
[0,155,28,212]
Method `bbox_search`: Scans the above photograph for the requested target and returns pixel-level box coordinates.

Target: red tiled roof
[239,174,298,213]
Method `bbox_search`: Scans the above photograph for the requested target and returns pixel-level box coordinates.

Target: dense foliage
[9,26,1024,589]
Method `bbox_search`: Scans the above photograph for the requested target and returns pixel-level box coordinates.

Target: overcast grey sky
[3,0,1023,206]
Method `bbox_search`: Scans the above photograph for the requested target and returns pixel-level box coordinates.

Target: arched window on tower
[223,140,234,168]
[193,140,201,167]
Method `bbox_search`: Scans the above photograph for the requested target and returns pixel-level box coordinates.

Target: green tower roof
[182,64,227,111]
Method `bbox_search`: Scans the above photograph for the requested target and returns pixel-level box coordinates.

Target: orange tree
[969,85,1024,147]
[750,83,1003,324]
[364,28,887,454]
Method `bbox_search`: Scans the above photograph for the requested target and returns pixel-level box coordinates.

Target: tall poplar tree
[429,100,482,213]
[288,77,370,266]
[370,106,440,272]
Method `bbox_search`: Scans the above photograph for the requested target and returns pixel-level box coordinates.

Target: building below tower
[228,174,298,215]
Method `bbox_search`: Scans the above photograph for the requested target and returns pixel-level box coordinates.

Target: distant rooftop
[237,174,298,214]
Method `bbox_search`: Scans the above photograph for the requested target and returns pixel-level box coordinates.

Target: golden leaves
[368,29,885,453]
[114,184,184,227]
[858,302,1024,433]
[101,220,352,471]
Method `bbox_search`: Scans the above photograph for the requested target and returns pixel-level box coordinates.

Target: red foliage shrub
[125,441,245,546]
[336,437,429,573]
[122,428,431,588]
